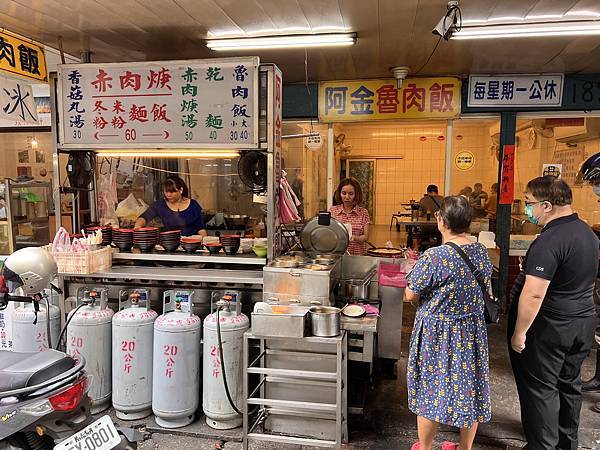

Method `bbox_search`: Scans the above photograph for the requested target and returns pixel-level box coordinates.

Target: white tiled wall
[340,123,446,224]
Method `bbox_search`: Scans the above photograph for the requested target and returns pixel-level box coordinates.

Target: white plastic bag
[115,194,148,222]
[98,171,118,226]
[51,227,71,252]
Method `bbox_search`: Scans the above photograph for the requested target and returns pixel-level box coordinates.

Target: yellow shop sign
[319,77,461,122]
[0,31,47,82]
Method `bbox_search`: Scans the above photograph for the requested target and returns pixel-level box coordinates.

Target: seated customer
[418,185,444,217]
[470,183,489,218]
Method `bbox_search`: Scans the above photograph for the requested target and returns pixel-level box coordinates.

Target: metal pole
[496,112,516,305]
[444,119,453,196]
[327,124,334,209]
[49,73,62,232]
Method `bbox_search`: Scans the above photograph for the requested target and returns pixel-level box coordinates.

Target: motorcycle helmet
[2,247,57,295]
[575,152,600,185]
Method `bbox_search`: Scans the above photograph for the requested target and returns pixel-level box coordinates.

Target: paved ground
[105,301,600,449]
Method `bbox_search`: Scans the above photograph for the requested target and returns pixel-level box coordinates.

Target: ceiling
[3,0,600,83]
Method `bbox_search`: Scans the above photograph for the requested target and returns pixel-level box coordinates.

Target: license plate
[54,415,121,450]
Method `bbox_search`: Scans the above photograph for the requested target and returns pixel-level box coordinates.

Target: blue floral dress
[406,243,492,428]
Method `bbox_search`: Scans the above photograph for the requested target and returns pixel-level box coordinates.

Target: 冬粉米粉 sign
[57,57,259,148]
[0,31,47,83]
[319,77,461,122]
[467,74,564,108]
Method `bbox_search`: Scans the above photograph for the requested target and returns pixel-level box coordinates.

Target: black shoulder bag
[446,242,500,324]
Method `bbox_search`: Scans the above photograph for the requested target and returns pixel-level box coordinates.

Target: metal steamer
[262,214,349,306]
[66,287,114,414]
[112,289,157,420]
[203,295,249,430]
[153,290,202,429]
[12,295,60,352]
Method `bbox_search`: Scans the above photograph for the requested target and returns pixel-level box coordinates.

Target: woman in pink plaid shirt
[329,178,370,256]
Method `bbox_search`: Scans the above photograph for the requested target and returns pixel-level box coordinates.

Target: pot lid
[300,214,349,255]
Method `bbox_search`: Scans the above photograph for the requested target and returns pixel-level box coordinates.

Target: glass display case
[0,179,53,254]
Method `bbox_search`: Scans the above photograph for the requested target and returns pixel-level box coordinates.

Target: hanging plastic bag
[116,193,148,223]
[379,262,406,288]
[98,171,119,226]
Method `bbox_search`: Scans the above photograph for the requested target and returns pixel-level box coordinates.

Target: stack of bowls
[220,235,241,256]
[180,236,202,253]
[133,227,159,253]
[112,228,134,252]
[85,226,113,246]
[159,230,181,252]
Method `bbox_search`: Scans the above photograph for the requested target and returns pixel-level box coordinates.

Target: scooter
[0,349,92,449]
[0,290,141,450]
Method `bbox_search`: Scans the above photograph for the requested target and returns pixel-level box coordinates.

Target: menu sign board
[57,57,259,148]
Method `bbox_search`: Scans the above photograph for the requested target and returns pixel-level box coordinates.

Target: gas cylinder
[12,296,60,352]
[112,289,157,420]
[203,296,249,430]
[66,287,113,414]
[153,290,201,429]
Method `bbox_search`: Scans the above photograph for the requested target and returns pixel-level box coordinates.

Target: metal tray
[300,216,349,255]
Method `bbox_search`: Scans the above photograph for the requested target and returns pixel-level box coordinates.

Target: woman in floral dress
[405,195,492,450]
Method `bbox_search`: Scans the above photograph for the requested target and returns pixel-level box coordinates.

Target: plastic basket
[45,245,113,274]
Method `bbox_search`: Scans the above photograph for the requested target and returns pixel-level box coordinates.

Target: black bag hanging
[446,242,501,325]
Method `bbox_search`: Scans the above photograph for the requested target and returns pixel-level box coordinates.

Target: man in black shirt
[508,176,598,450]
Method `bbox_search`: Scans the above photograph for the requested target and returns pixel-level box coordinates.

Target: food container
[253,245,267,257]
[344,270,376,299]
[309,306,341,337]
[302,264,329,271]
[251,302,310,338]
[270,260,299,268]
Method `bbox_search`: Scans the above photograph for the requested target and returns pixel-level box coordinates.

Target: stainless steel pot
[310,306,340,337]
[344,279,370,299]
[344,269,376,299]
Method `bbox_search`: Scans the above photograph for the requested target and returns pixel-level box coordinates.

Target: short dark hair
[427,184,438,194]
[526,176,572,206]
[164,175,189,197]
[439,195,473,234]
[334,178,363,206]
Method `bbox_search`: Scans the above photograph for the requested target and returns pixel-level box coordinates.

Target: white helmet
[2,247,58,295]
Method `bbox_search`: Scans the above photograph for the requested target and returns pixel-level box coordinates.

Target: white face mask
[593,184,600,197]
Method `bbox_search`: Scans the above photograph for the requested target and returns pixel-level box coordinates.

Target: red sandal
[441,442,459,450]
[410,443,420,450]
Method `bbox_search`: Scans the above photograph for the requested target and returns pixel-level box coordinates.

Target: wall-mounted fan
[237,151,267,194]
[66,152,94,190]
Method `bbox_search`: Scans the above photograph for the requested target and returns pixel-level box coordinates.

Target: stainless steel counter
[112,249,266,266]
[61,266,264,285]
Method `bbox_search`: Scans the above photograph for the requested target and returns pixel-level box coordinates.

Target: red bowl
[134,227,159,232]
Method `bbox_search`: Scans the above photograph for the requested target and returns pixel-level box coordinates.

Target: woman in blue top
[405,195,492,450]
[135,176,206,237]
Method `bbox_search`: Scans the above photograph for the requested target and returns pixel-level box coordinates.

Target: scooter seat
[0,349,76,393]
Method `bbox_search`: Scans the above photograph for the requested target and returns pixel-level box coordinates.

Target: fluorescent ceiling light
[96,150,240,158]
[452,20,600,39]
[206,33,356,50]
